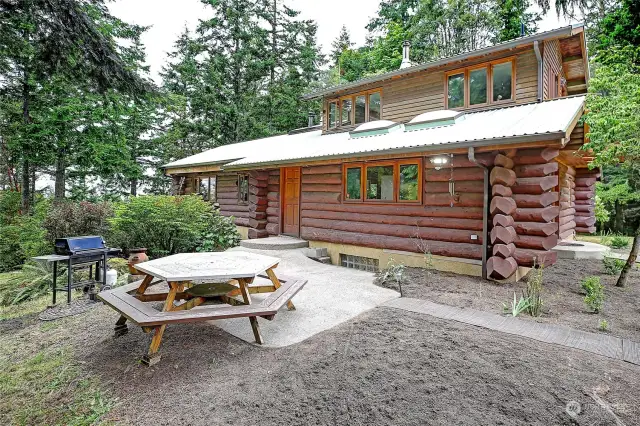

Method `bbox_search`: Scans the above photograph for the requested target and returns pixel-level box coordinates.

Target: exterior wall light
[429,156,448,170]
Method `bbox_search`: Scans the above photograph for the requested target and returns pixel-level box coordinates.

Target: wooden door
[282,167,301,236]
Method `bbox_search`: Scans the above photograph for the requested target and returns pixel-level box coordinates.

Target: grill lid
[55,236,107,255]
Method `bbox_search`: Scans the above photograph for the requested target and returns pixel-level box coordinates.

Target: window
[237,174,249,204]
[445,58,515,109]
[343,159,422,204]
[329,102,337,128]
[197,176,217,202]
[327,89,382,129]
[492,61,513,102]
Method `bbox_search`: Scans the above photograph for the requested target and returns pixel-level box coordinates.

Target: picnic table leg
[114,315,128,337]
[142,281,180,366]
[238,278,263,345]
[265,268,295,311]
[52,260,57,305]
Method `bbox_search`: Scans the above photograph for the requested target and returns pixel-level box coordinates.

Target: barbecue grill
[33,236,121,304]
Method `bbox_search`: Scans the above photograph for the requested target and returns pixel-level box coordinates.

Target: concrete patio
[208,247,399,347]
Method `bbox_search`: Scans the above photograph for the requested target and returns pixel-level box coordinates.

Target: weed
[523,263,544,317]
[581,276,605,313]
[599,319,609,332]
[602,257,625,275]
[378,258,406,296]
[609,235,630,249]
[503,292,531,317]
[413,232,435,273]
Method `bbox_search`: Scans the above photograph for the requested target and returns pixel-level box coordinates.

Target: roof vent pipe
[400,40,412,69]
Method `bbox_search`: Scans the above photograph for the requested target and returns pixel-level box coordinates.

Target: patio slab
[208,247,399,347]
[239,236,309,250]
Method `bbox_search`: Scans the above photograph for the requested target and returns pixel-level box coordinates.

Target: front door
[282,167,301,236]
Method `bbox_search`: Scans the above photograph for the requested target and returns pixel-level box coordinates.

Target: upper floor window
[445,58,515,109]
[343,159,422,204]
[237,174,249,204]
[328,89,382,129]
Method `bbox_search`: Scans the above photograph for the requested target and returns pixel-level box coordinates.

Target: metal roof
[163,96,584,171]
[302,24,583,100]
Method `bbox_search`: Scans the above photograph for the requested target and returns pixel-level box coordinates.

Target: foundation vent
[340,254,379,272]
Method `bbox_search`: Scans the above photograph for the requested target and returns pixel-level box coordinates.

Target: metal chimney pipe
[400,41,412,69]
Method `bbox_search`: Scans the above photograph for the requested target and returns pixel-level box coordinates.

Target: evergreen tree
[330,25,354,66]
[493,0,541,43]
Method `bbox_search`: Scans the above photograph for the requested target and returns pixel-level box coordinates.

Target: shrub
[376,259,406,295]
[599,319,609,332]
[523,264,544,317]
[609,235,630,249]
[0,262,56,306]
[503,292,530,317]
[594,195,610,226]
[109,195,239,257]
[602,256,625,275]
[581,276,605,313]
[0,190,21,225]
[42,201,113,241]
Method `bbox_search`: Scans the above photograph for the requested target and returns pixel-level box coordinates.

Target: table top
[132,251,281,282]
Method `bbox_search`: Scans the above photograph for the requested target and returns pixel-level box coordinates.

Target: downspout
[468,147,489,280]
[534,40,543,102]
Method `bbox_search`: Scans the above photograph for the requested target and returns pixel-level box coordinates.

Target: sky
[108,0,577,83]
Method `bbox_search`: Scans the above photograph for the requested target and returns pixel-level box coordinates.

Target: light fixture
[429,156,448,170]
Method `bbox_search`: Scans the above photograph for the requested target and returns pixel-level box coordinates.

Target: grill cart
[33,236,121,304]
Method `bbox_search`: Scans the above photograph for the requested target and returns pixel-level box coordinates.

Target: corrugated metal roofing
[164,95,585,170]
[302,24,583,100]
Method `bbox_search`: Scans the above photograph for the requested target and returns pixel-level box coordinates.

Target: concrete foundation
[552,241,609,260]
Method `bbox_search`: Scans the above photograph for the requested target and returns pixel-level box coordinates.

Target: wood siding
[299,161,486,260]
[217,172,250,227]
[543,39,564,100]
[323,46,540,132]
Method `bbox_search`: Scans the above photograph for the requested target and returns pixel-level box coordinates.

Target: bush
[609,235,630,249]
[0,262,55,306]
[109,195,239,257]
[602,256,625,275]
[42,201,113,241]
[581,276,605,313]
[523,264,544,317]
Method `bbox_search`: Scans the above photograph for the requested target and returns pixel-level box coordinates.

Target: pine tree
[493,0,541,43]
[330,25,354,66]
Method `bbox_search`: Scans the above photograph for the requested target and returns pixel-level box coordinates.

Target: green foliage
[503,292,530,317]
[109,195,239,258]
[603,257,626,275]
[581,276,605,313]
[378,258,406,295]
[196,212,241,252]
[599,319,609,332]
[42,201,113,241]
[594,195,610,226]
[609,235,630,249]
[523,264,544,317]
[0,262,56,306]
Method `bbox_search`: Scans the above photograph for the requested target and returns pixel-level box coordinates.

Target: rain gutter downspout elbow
[534,40,543,102]
[468,147,489,280]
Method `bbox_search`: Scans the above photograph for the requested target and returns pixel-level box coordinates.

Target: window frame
[326,88,383,130]
[445,57,516,110]
[237,173,249,205]
[342,158,423,205]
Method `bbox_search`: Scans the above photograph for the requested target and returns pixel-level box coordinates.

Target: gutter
[534,40,543,102]
[467,147,489,280]
[303,25,578,100]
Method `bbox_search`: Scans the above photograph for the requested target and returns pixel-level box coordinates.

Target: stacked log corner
[558,164,576,240]
[488,153,518,280]
[299,158,489,260]
[247,170,269,239]
[266,169,280,236]
[217,173,250,228]
[574,169,599,234]
[511,148,559,268]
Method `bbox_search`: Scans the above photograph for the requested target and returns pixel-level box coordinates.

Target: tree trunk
[130,177,138,196]
[54,149,66,200]
[616,226,639,287]
[21,73,31,213]
[615,201,624,233]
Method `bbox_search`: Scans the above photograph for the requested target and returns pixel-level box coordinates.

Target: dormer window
[445,58,515,109]
[327,89,382,129]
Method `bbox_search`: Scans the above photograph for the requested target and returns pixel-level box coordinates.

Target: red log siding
[299,159,485,260]
[558,163,576,240]
[266,169,280,235]
[574,168,599,234]
[216,172,250,227]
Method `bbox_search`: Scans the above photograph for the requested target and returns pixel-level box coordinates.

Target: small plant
[602,256,625,275]
[503,292,531,317]
[413,231,434,273]
[581,276,605,313]
[378,258,406,296]
[523,263,544,317]
[609,235,630,249]
[0,262,58,306]
[599,319,609,332]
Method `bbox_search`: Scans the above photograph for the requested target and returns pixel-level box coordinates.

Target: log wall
[574,168,599,234]
[488,153,518,280]
[266,169,280,236]
[216,172,250,228]
[299,159,487,260]
[558,163,576,240]
[510,147,560,268]
[246,170,269,239]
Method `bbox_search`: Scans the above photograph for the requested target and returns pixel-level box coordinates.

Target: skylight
[404,110,465,131]
[349,120,402,139]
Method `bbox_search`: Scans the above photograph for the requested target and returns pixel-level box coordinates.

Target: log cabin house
[163,24,598,282]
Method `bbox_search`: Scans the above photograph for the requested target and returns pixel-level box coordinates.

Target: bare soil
[379,259,640,342]
[2,302,640,425]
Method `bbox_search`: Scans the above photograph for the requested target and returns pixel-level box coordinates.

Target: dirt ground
[2,301,640,425]
[378,259,640,342]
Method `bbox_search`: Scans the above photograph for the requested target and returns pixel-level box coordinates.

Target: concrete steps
[302,247,332,265]
[240,236,309,250]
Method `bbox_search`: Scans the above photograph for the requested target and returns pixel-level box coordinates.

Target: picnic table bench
[97,252,306,366]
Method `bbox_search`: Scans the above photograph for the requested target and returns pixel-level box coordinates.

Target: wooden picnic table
[98,251,305,366]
